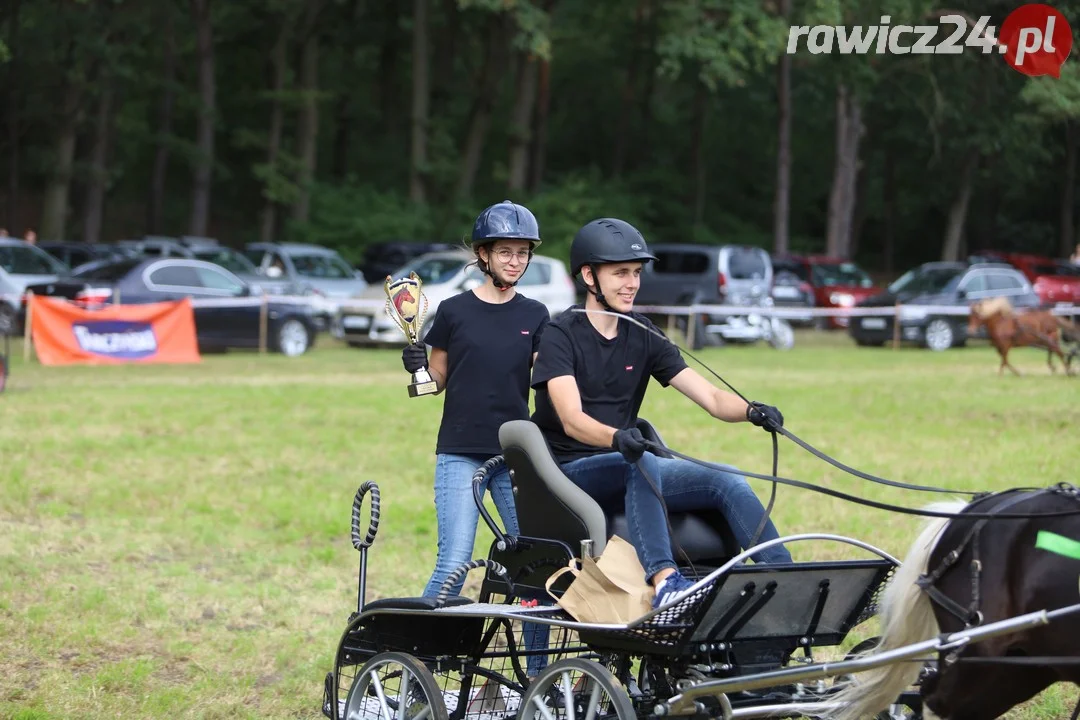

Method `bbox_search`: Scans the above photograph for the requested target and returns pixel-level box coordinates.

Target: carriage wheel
[519,658,634,720]
[341,651,448,720]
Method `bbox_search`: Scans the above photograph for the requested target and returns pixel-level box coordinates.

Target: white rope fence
[632,303,1080,319]
[18,291,1078,361]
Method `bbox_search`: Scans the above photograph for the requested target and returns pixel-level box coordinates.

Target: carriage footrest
[363,595,475,611]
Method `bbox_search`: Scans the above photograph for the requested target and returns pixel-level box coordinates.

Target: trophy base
[409,380,439,397]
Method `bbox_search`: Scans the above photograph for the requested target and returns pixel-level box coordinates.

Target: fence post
[686,307,697,350]
[23,291,33,362]
[892,301,901,350]
[258,295,269,354]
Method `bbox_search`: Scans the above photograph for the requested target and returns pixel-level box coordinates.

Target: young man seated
[530,218,793,609]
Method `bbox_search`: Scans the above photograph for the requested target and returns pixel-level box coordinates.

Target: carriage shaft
[659,604,1080,716]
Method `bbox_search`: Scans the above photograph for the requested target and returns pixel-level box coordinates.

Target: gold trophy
[384,272,438,397]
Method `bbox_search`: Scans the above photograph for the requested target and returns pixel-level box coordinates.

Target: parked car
[772,255,878,329]
[849,261,1040,351]
[0,267,20,335]
[333,250,575,347]
[22,257,319,356]
[636,243,774,349]
[38,241,135,270]
[975,251,1080,306]
[244,242,368,298]
[0,238,71,292]
[181,240,300,297]
[359,241,458,285]
[768,258,815,326]
[114,236,197,258]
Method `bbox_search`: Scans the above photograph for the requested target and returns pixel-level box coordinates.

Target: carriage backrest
[498,418,742,567]
[498,419,609,555]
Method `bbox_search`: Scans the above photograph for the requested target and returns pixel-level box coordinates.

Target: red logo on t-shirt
[521,330,530,335]
[625,365,634,371]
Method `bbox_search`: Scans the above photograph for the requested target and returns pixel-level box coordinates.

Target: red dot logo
[999,4,1073,78]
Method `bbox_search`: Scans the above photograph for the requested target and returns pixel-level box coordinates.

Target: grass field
[1,330,1078,719]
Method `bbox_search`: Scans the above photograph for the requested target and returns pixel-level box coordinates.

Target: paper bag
[544,535,655,624]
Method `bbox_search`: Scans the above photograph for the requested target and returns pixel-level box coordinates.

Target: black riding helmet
[570,218,657,309]
[471,200,542,289]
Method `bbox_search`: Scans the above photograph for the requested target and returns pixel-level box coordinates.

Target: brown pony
[967,297,1077,376]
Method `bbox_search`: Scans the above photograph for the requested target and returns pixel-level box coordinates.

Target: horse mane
[972,296,1014,319]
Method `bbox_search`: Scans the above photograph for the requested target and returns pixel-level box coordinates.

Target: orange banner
[29,296,201,366]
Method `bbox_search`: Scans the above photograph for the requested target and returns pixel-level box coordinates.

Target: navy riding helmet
[471,201,542,248]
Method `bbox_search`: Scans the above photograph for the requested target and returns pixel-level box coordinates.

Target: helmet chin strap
[586,264,617,312]
[481,249,533,291]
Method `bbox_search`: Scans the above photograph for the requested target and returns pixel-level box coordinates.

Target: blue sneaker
[652,571,696,609]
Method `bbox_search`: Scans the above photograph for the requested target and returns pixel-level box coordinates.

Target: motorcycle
[702,287,795,351]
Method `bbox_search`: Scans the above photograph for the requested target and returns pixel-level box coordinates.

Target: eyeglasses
[493,249,531,263]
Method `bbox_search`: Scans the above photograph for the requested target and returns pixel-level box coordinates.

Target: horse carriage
[322,418,1080,720]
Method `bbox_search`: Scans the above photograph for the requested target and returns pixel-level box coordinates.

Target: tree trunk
[260,23,290,243]
[849,161,869,260]
[409,0,430,203]
[81,78,115,245]
[772,0,792,256]
[432,0,459,102]
[825,84,864,259]
[612,0,649,178]
[39,79,83,242]
[882,147,896,274]
[1061,120,1077,257]
[979,153,1001,250]
[292,0,323,225]
[527,56,550,194]
[941,149,980,262]
[5,0,22,233]
[689,79,708,227]
[148,3,176,235]
[636,9,660,167]
[330,0,365,180]
[455,14,508,200]
[507,52,538,195]
[189,0,215,237]
[376,3,403,134]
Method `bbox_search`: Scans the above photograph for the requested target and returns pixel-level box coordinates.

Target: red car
[772,255,878,328]
[974,251,1080,305]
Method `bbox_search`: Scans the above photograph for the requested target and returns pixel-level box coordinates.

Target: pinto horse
[828,484,1080,720]
[967,297,1077,377]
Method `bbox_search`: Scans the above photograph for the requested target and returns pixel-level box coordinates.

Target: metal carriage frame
[324,477,915,720]
[323,420,1080,720]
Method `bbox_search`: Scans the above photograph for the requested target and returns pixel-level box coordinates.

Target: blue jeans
[422,453,550,676]
[560,451,792,580]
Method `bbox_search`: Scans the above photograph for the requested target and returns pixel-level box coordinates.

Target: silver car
[243,243,368,300]
[332,250,575,347]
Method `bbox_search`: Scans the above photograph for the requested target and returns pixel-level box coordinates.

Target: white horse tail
[826,501,967,720]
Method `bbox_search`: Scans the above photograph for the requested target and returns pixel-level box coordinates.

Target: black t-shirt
[425,291,550,455]
[530,306,688,463]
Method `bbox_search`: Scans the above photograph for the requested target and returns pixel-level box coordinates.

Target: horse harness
[915,484,1080,630]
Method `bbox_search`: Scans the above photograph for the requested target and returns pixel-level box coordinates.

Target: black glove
[746,401,784,432]
[402,343,428,373]
[611,427,648,463]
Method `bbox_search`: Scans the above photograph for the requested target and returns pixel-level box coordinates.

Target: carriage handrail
[435,559,512,608]
[351,481,381,551]
[472,456,514,550]
[655,601,1080,716]
[629,533,901,626]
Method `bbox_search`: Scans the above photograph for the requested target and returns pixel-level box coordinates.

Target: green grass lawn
[1,331,1077,719]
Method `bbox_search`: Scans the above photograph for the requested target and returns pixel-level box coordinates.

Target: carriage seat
[498,419,740,565]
